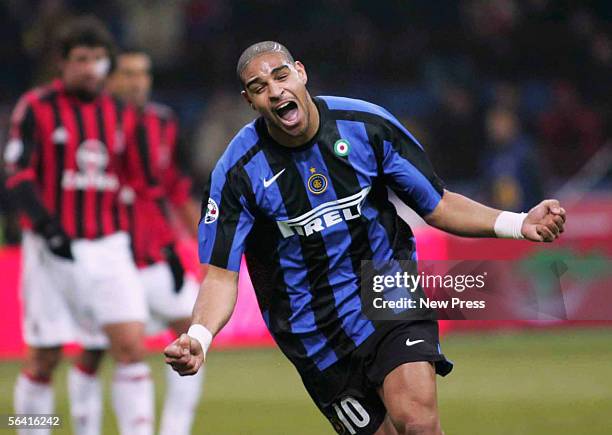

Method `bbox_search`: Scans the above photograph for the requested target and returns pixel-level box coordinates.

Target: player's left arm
[424,190,566,242]
[122,106,172,240]
[122,105,165,202]
[162,115,200,237]
[378,113,566,242]
[176,199,202,237]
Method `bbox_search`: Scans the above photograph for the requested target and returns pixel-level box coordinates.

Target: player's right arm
[164,265,238,375]
[3,94,72,259]
[164,157,255,375]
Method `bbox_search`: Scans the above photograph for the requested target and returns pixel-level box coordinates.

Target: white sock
[14,372,54,435]
[112,362,154,435]
[159,364,205,435]
[68,364,102,435]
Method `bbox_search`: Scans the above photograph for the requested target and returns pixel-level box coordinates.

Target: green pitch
[1,328,611,434]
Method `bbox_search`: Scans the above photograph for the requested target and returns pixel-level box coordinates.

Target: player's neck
[63,84,100,103]
[267,97,320,148]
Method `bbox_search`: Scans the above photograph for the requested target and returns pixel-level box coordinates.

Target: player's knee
[110,342,146,364]
[76,349,106,373]
[395,417,440,435]
[25,347,62,379]
[390,405,441,435]
[104,322,147,363]
[108,336,146,364]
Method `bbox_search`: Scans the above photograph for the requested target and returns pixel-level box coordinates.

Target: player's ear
[294,61,307,85]
[241,90,255,110]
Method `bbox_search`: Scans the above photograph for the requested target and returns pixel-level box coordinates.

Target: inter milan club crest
[307,167,328,194]
[333,139,350,157]
[204,198,219,224]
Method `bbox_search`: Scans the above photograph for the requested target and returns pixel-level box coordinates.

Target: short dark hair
[57,16,115,59]
[110,48,151,74]
[117,46,150,58]
[236,41,294,83]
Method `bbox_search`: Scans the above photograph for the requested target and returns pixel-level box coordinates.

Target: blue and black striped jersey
[199,96,444,373]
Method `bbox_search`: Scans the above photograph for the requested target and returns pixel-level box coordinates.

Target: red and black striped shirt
[3,79,162,239]
[124,102,193,266]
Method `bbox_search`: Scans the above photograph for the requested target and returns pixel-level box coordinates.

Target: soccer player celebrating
[71,49,204,435]
[4,18,158,435]
[165,42,566,435]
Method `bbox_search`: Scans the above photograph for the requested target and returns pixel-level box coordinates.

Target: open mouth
[274,101,299,126]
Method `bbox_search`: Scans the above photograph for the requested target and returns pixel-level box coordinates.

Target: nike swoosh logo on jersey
[405,339,425,347]
[263,168,286,188]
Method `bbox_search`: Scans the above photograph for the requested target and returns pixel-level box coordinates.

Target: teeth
[277,102,291,110]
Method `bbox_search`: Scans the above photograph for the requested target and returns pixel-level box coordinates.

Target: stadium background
[0,1,611,434]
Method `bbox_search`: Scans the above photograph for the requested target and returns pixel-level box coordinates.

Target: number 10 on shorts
[332,397,371,434]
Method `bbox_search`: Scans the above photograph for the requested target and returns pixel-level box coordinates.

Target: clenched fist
[164,333,205,376]
[522,199,567,242]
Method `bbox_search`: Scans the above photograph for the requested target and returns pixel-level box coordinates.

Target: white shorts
[140,262,199,335]
[21,231,148,348]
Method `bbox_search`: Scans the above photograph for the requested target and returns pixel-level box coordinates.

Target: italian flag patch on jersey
[333,139,350,157]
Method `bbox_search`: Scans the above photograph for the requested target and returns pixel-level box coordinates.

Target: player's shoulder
[99,92,129,114]
[11,81,60,123]
[216,120,261,173]
[16,80,61,108]
[318,95,419,144]
[318,95,398,122]
[145,101,176,121]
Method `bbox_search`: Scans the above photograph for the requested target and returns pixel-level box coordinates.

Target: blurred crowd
[1,0,611,243]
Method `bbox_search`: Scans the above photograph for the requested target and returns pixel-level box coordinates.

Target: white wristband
[494,211,527,239]
[187,324,213,355]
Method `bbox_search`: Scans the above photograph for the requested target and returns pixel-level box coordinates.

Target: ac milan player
[71,49,204,435]
[4,18,156,435]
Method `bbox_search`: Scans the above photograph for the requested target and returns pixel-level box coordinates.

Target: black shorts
[300,320,453,435]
